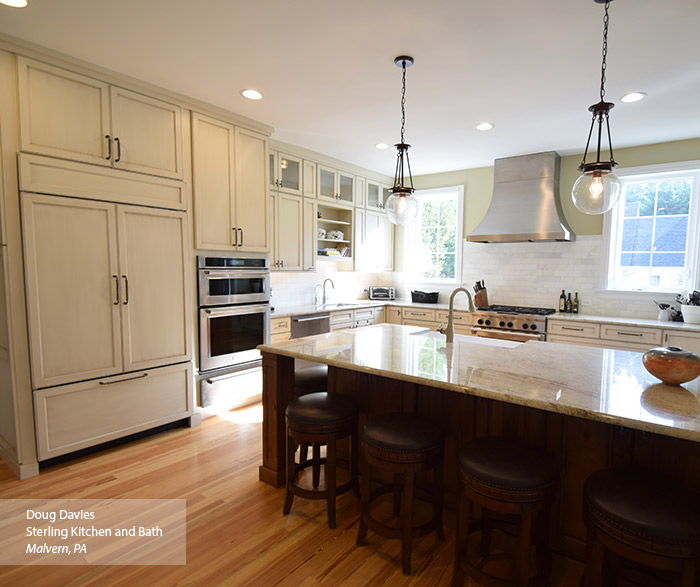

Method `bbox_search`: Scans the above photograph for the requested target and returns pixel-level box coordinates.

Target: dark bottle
[559,290,566,312]
[573,292,579,314]
[566,293,572,313]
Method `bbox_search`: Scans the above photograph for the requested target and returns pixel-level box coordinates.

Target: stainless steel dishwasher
[291,313,330,338]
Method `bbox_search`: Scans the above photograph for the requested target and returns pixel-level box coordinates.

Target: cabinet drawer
[353,307,374,320]
[354,318,373,328]
[330,310,354,325]
[34,362,192,460]
[330,321,353,331]
[547,320,600,339]
[403,308,436,321]
[436,310,470,324]
[270,316,291,333]
[600,324,661,346]
[270,332,291,343]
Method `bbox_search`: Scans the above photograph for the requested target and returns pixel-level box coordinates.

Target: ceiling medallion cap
[588,100,615,114]
[578,161,619,173]
[394,55,414,68]
[593,0,613,3]
[394,142,411,150]
[390,186,415,196]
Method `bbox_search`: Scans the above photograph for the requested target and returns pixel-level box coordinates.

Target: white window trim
[600,160,700,297]
[403,185,464,284]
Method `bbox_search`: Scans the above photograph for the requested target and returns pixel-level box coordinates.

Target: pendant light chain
[400,60,407,144]
[599,0,610,101]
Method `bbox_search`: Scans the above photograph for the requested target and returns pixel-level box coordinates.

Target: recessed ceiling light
[0,0,28,6]
[375,143,390,150]
[240,89,263,100]
[475,122,494,131]
[621,92,647,103]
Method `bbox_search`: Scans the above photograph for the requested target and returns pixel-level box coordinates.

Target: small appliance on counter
[368,286,395,300]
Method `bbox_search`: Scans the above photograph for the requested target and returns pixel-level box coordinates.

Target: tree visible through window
[405,186,463,281]
[605,163,700,292]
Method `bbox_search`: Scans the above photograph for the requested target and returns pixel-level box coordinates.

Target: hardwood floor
[0,405,583,586]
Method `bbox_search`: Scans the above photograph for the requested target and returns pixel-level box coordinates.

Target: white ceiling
[1,0,699,177]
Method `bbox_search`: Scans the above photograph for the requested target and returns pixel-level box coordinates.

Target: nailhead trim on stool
[283,392,359,529]
[583,466,700,587]
[452,436,558,587]
[356,412,445,576]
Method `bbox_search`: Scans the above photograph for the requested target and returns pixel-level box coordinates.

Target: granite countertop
[271,300,469,318]
[550,312,700,333]
[258,324,700,443]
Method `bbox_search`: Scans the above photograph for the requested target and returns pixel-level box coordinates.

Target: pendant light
[385,56,419,225]
[572,0,621,215]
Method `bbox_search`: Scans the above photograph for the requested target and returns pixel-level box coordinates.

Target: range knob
[477,318,484,325]
[507,321,514,328]
[522,323,529,329]
[499,321,506,327]
[484,319,491,326]
[530,324,538,330]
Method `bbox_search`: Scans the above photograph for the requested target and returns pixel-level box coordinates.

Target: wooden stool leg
[351,429,360,499]
[583,525,605,587]
[283,432,296,515]
[327,435,337,529]
[312,443,321,488]
[480,509,493,557]
[680,559,696,587]
[356,455,371,546]
[393,473,402,517]
[434,462,445,540]
[535,502,553,582]
[516,504,533,587]
[452,489,468,587]
[401,471,415,576]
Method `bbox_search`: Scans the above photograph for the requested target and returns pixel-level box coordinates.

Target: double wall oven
[198,256,270,374]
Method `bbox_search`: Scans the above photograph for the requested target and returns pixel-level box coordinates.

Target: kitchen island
[258,324,700,560]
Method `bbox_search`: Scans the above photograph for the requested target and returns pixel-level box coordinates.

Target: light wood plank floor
[0,405,583,586]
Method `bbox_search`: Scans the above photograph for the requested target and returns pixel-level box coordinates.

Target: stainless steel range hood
[467,151,574,243]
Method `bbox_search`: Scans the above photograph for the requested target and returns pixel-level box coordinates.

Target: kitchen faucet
[322,278,335,305]
[437,287,475,343]
[314,284,323,305]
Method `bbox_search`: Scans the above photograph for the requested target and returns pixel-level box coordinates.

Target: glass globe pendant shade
[572,169,621,215]
[385,193,418,225]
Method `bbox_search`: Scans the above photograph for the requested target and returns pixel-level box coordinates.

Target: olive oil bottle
[559,290,566,312]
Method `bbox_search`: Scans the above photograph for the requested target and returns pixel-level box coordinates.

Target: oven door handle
[471,327,543,342]
[202,303,271,317]
[293,315,330,322]
[200,269,269,279]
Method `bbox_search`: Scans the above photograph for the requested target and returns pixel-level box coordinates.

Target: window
[404,186,463,282]
[603,161,700,293]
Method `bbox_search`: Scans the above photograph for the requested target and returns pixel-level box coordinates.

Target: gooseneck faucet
[437,287,475,343]
[322,278,335,305]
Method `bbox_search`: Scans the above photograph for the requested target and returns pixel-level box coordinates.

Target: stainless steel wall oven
[198,256,270,373]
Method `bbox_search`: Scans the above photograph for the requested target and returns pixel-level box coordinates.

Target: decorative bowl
[642,346,700,385]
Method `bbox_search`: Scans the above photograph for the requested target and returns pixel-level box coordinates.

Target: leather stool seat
[283,392,359,529]
[453,436,558,587]
[583,467,700,586]
[357,412,445,576]
[294,364,328,396]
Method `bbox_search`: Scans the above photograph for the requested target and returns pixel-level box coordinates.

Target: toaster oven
[368,286,395,300]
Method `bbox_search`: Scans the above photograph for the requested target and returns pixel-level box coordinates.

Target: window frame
[402,185,464,284]
[601,160,700,296]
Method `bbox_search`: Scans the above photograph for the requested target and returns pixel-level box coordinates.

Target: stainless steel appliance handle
[293,315,330,322]
[203,303,270,317]
[471,327,542,342]
[201,269,269,279]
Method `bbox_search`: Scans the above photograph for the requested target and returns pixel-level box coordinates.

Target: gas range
[470,305,556,342]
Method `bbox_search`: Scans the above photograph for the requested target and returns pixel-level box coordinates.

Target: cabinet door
[664,331,700,355]
[303,160,317,198]
[234,127,270,252]
[379,213,394,271]
[18,57,110,167]
[274,194,303,271]
[355,176,366,208]
[302,198,317,271]
[117,206,191,371]
[367,180,381,209]
[338,172,355,205]
[192,113,236,250]
[318,165,337,201]
[278,153,302,195]
[110,86,183,179]
[22,194,122,388]
[354,208,367,270]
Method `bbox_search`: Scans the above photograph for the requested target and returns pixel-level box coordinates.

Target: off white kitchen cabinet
[192,113,269,252]
[269,150,302,196]
[270,192,303,271]
[317,165,355,206]
[366,210,394,271]
[302,198,317,271]
[387,307,402,324]
[317,203,353,262]
[22,193,191,389]
[663,330,700,355]
[303,160,317,197]
[366,180,389,211]
[18,57,183,180]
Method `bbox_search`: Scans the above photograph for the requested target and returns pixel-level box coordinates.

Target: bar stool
[356,412,444,576]
[452,436,558,587]
[283,392,359,529]
[294,362,328,396]
[583,466,700,586]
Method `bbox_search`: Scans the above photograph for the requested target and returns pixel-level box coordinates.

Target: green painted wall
[412,137,700,237]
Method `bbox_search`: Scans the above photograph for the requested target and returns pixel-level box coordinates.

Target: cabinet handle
[617,331,643,337]
[112,275,119,305]
[122,275,129,305]
[114,137,121,162]
[281,259,284,267]
[562,326,584,332]
[232,227,238,246]
[664,333,669,343]
[105,135,112,160]
[238,228,243,246]
[99,372,148,385]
